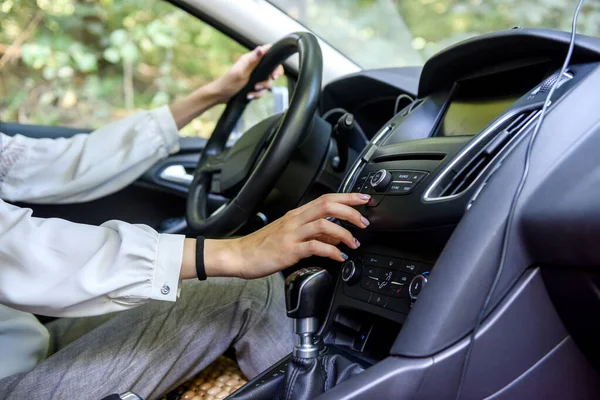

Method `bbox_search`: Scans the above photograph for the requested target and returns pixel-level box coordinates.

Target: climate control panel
[342,253,432,315]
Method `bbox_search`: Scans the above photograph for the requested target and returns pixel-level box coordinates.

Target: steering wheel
[186,32,323,237]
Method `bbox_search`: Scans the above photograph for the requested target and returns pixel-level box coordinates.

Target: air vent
[427,109,541,200]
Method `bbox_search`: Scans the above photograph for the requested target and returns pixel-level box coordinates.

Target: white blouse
[0,105,186,378]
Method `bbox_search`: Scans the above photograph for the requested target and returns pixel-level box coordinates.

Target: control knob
[370,169,392,192]
[409,274,428,300]
[341,260,361,285]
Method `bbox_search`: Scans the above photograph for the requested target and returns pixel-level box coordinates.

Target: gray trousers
[0,274,294,400]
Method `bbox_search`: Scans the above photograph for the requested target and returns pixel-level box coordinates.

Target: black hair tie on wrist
[196,236,207,281]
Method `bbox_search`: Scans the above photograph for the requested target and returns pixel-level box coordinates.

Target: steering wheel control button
[369,294,389,308]
[341,260,361,285]
[409,275,428,300]
[370,169,392,192]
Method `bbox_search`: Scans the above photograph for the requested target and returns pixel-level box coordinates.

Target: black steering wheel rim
[186,32,323,237]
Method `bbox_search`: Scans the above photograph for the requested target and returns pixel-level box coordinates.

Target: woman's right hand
[202,193,371,279]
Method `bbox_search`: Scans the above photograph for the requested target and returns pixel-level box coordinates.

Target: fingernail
[254,47,263,56]
[246,94,254,100]
[359,194,371,200]
[340,251,349,260]
[361,216,370,226]
[255,84,264,91]
[354,238,360,247]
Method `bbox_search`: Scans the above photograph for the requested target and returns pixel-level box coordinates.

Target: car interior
[3,1,600,399]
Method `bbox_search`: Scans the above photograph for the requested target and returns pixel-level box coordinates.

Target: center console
[227,29,600,399]
[319,57,594,365]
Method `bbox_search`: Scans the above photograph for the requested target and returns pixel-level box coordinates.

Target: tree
[0,0,246,137]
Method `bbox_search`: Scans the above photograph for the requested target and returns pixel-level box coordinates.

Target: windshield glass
[268,0,599,69]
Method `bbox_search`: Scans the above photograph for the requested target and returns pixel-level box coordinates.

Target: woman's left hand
[212,44,284,103]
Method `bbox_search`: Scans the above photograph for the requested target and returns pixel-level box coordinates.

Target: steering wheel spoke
[198,153,226,174]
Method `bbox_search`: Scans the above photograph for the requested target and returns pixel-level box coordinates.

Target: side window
[0,0,287,139]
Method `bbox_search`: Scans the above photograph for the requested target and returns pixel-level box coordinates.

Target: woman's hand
[211,44,284,103]
[169,44,283,129]
[191,193,371,280]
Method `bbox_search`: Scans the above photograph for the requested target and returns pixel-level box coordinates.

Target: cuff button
[161,284,170,295]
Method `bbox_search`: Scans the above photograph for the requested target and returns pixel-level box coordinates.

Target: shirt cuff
[152,233,185,302]
[153,105,180,155]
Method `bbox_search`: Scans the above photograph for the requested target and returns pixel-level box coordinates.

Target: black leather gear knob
[285,267,332,319]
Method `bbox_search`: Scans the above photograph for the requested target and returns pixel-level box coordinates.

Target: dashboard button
[360,276,378,292]
[352,174,368,192]
[369,294,388,308]
[387,283,407,298]
[364,255,386,268]
[409,275,428,300]
[363,265,378,277]
[377,267,394,282]
[400,260,419,273]
[366,194,384,207]
[341,260,361,285]
[387,298,409,314]
[382,256,402,269]
[387,181,416,194]
[393,171,412,181]
[408,171,428,183]
[392,271,412,285]
[370,169,392,192]
[374,269,394,293]
[401,260,431,274]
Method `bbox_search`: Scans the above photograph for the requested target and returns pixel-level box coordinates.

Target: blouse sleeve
[0,105,180,204]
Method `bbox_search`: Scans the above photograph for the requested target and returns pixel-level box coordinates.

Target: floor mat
[162,356,248,400]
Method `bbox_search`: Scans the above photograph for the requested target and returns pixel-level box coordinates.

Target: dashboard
[317,28,600,363]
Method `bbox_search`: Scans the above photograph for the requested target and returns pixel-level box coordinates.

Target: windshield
[268,0,599,69]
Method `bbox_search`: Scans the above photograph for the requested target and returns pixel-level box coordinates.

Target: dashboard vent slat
[433,109,541,199]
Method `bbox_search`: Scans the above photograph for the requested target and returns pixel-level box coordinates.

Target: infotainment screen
[437,61,551,137]
[438,95,518,137]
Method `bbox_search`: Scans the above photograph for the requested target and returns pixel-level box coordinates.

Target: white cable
[394,93,414,114]
[454,1,585,398]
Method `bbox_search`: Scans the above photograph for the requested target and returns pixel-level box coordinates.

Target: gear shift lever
[285,267,332,358]
[228,267,363,400]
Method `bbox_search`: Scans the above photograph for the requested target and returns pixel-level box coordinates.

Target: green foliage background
[1,0,599,137]
[0,0,247,137]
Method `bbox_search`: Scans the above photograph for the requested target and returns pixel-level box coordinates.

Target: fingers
[293,193,370,226]
[246,64,284,101]
[299,240,349,262]
[298,219,359,250]
[246,89,269,100]
[314,234,341,246]
[298,201,369,230]
[271,65,284,80]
